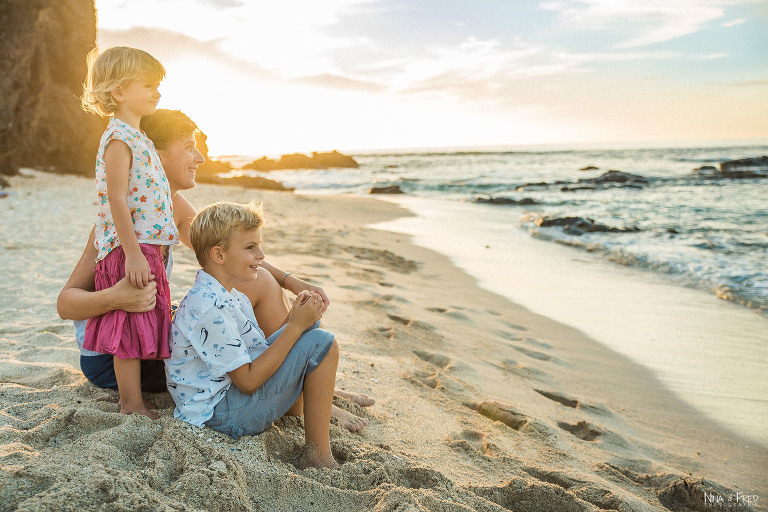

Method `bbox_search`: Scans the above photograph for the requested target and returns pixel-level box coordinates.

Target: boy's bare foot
[331,405,369,432]
[119,404,159,420]
[334,390,375,407]
[296,443,338,470]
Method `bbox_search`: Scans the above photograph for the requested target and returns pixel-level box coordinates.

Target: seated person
[168,201,339,468]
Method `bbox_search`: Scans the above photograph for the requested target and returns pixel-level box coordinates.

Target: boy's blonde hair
[190,201,265,266]
[81,46,166,116]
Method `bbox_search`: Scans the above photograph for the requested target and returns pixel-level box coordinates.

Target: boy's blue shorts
[205,321,335,439]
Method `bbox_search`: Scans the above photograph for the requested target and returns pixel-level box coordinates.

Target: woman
[57,109,371,430]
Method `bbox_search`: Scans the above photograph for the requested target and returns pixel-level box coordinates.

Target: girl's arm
[172,191,196,249]
[105,140,150,288]
[259,260,330,308]
[228,291,323,394]
[57,226,157,320]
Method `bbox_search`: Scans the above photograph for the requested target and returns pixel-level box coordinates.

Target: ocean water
[239,142,768,316]
[231,142,768,444]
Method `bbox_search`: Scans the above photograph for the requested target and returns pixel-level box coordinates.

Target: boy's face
[220,228,265,286]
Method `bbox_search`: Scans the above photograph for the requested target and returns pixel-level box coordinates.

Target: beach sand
[0,170,765,511]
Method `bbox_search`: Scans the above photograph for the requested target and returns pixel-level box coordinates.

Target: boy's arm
[172,191,196,249]
[57,226,157,320]
[227,323,305,394]
[228,291,324,394]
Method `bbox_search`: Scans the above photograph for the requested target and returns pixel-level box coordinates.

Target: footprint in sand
[498,359,550,381]
[511,345,554,362]
[557,420,617,443]
[401,369,443,390]
[412,349,450,369]
[445,429,498,457]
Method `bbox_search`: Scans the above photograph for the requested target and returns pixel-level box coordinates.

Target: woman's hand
[287,291,324,331]
[111,276,157,312]
[125,251,152,288]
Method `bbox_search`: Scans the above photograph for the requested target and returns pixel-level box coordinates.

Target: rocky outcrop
[472,196,537,206]
[194,173,294,192]
[244,150,359,171]
[0,0,105,175]
[536,216,640,236]
[368,185,404,194]
[721,156,768,174]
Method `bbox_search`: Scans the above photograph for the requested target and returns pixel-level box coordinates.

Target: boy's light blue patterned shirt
[167,270,269,427]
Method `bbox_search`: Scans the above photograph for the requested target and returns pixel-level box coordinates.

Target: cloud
[98,27,277,80]
[722,17,746,27]
[539,0,726,48]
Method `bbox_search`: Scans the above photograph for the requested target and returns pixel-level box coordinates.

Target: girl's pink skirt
[84,244,171,359]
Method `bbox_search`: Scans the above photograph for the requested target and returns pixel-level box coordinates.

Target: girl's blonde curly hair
[81,46,166,117]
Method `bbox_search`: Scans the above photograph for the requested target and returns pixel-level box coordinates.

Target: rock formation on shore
[0,0,105,176]
[244,151,359,171]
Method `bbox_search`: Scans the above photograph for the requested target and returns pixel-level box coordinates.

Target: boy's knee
[328,338,339,359]
[256,267,279,289]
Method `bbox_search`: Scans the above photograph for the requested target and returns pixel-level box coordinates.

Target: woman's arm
[259,260,330,308]
[57,226,157,321]
[172,191,196,249]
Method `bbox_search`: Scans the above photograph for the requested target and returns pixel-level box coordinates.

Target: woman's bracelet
[281,272,291,288]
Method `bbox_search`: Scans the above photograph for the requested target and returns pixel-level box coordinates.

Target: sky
[95,0,768,156]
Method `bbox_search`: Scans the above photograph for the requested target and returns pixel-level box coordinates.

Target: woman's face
[158,133,204,193]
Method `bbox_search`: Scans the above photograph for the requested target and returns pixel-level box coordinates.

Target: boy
[167,201,339,469]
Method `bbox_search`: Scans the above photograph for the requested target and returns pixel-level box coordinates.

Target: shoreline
[1,170,765,510]
[371,195,768,449]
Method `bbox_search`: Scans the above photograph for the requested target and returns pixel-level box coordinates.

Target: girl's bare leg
[297,340,339,469]
[114,357,158,420]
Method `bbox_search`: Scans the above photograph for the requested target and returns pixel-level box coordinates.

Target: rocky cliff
[0,0,104,176]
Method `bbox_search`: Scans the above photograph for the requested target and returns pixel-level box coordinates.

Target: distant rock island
[243,151,359,172]
[194,145,359,192]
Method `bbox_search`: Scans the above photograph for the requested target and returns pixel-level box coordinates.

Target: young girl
[80,47,178,419]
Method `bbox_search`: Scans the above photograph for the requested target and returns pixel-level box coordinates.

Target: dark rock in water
[536,216,640,236]
[521,171,648,191]
[368,185,404,194]
[473,196,537,205]
[721,156,768,173]
[692,156,768,179]
[561,186,597,192]
[590,170,648,184]
[0,0,105,175]
[194,173,293,191]
[244,150,359,171]
[564,170,650,190]
[579,166,599,171]
[667,228,679,234]
[0,176,10,188]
